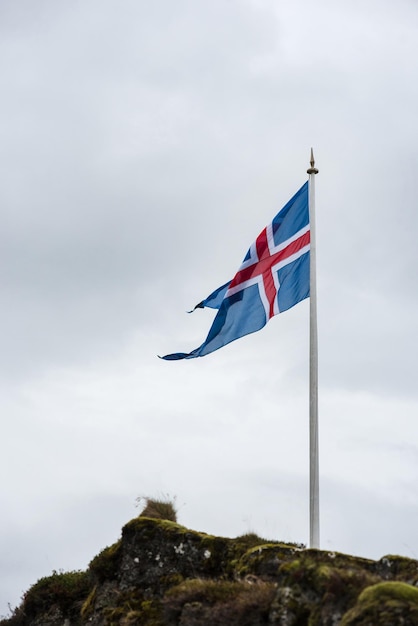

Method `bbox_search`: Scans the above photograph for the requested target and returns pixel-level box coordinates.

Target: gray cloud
[1,0,418,616]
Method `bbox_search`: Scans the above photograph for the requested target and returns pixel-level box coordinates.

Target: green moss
[89,539,122,582]
[198,531,295,578]
[164,578,277,624]
[234,542,301,579]
[124,516,187,535]
[123,518,235,579]
[20,570,90,619]
[341,582,418,626]
[124,517,280,551]
[270,554,381,626]
[278,552,377,591]
[305,549,374,568]
[231,533,283,555]
[122,517,301,582]
[378,555,418,583]
[101,590,163,626]
[165,579,248,605]
[15,516,418,626]
[358,581,418,605]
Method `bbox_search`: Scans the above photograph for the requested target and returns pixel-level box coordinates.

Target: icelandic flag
[161,181,310,360]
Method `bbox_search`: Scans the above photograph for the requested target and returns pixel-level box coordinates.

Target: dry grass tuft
[136,495,178,522]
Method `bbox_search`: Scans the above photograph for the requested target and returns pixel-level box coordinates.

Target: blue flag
[161,181,310,360]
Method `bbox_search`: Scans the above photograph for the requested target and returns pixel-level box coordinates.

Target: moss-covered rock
[118,518,232,592]
[3,570,91,626]
[3,518,418,626]
[236,543,303,579]
[341,581,418,625]
[164,578,276,626]
[89,540,123,583]
[374,555,418,584]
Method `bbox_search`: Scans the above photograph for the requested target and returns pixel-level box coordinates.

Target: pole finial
[307,147,319,175]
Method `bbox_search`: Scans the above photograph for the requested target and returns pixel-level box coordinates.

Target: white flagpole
[307,148,319,549]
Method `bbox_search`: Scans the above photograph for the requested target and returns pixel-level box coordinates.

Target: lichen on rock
[3,518,418,626]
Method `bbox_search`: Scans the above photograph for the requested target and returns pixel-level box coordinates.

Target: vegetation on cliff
[2,500,418,626]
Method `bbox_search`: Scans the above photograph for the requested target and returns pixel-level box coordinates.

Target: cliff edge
[2,517,418,626]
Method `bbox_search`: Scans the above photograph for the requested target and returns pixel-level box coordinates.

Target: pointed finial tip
[307,147,319,174]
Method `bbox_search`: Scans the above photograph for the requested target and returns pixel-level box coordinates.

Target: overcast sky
[1,0,418,616]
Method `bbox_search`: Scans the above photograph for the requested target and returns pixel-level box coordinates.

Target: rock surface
[2,517,418,626]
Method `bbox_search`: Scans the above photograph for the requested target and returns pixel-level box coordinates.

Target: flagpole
[307,148,319,549]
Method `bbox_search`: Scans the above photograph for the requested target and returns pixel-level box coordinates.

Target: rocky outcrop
[2,517,418,626]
